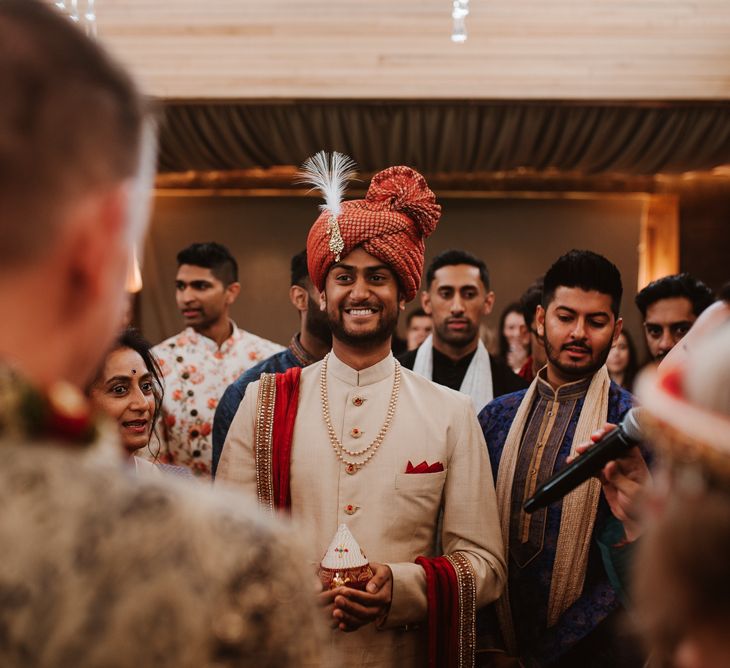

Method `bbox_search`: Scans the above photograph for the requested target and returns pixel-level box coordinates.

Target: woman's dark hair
[615,329,640,392]
[498,302,526,362]
[89,327,164,458]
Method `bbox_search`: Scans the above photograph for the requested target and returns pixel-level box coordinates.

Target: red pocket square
[405,460,444,474]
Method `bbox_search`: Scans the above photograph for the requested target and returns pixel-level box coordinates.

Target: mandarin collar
[288,333,320,367]
[327,351,396,387]
[184,321,240,351]
[536,367,593,401]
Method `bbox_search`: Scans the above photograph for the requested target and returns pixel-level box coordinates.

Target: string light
[451,0,469,43]
[53,0,96,37]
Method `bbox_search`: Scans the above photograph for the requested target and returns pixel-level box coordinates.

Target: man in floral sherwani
[153,242,284,476]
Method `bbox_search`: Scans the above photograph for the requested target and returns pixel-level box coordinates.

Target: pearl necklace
[320,353,401,473]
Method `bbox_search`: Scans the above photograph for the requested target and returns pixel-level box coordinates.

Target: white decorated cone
[321,524,368,569]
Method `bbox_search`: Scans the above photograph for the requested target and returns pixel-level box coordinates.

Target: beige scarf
[494,366,610,654]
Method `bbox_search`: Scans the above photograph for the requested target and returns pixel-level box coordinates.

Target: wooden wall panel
[91,1,730,100]
[638,195,680,289]
[140,192,644,346]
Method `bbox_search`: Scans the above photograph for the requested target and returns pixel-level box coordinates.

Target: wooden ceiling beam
[155,167,730,195]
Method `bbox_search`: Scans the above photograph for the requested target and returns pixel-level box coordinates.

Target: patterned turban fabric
[306,165,441,302]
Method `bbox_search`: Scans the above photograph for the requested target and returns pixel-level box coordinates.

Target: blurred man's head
[422,249,495,359]
[0,0,153,386]
[520,277,546,370]
[405,308,433,351]
[537,250,623,386]
[175,243,240,334]
[289,249,331,347]
[635,273,715,362]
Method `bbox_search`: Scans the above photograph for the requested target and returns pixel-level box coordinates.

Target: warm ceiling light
[53,0,96,37]
[125,248,143,294]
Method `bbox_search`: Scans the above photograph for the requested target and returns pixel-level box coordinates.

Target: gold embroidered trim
[546,369,609,626]
[254,373,277,513]
[326,214,345,261]
[446,552,477,668]
[494,366,610,652]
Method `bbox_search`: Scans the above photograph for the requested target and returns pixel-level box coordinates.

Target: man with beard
[153,242,283,477]
[217,154,506,668]
[635,272,714,363]
[477,250,648,667]
[399,249,527,412]
[211,250,331,477]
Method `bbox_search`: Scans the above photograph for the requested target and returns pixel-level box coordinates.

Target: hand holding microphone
[524,408,648,522]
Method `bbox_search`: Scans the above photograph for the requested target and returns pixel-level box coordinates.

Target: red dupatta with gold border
[253,367,301,512]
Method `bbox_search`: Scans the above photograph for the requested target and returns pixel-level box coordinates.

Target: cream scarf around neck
[494,365,611,654]
[412,334,493,413]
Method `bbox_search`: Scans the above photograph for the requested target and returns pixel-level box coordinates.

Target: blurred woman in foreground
[635,322,730,668]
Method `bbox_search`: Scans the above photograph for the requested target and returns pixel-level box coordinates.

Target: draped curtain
[158,101,730,175]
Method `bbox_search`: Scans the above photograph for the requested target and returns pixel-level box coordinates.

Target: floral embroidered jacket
[152,324,283,477]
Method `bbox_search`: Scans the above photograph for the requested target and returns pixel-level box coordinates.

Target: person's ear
[421,291,432,315]
[612,317,623,344]
[319,290,327,312]
[289,284,308,312]
[225,282,241,304]
[483,290,496,316]
[535,305,546,337]
[63,185,128,308]
[399,295,406,311]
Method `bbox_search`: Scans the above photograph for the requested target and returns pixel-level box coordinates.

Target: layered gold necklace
[319,353,401,474]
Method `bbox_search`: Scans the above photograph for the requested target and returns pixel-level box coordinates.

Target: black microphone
[523,408,643,514]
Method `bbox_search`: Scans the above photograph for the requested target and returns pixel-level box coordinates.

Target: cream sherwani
[218,351,506,668]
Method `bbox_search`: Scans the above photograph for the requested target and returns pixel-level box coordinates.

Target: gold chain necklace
[320,353,401,473]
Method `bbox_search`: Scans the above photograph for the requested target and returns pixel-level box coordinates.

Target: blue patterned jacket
[211,347,303,477]
[478,381,634,666]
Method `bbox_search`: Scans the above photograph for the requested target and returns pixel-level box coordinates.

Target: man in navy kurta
[478,250,648,667]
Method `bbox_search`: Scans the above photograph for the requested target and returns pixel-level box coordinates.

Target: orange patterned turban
[304,155,441,302]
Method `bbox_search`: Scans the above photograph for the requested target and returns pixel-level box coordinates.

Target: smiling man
[217,156,506,668]
[153,242,283,476]
[399,249,526,412]
[478,250,647,667]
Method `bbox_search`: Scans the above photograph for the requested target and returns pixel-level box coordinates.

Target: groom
[217,159,506,667]
[399,249,526,412]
